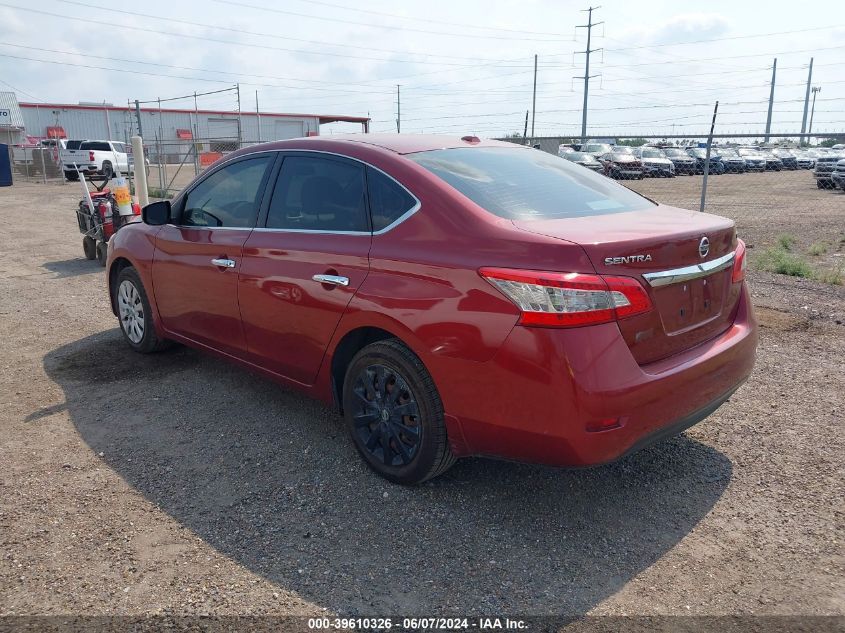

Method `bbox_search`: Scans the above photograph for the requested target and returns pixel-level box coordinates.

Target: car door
[111,142,129,174]
[151,153,275,357]
[238,152,374,385]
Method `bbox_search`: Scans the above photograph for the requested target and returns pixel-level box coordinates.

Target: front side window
[181,156,272,228]
[408,147,654,221]
[367,168,417,231]
[266,155,367,232]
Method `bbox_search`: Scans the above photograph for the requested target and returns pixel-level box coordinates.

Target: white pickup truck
[61,140,140,181]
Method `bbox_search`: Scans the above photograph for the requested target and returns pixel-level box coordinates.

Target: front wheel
[343,339,455,485]
[82,236,96,260]
[114,267,171,353]
[96,242,108,267]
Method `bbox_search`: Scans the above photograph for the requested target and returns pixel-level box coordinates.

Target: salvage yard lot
[0,170,843,618]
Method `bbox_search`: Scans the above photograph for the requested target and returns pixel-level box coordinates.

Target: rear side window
[408,147,654,220]
[181,156,272,228]
[81,141,111,151]
[66,140,83,150]
[367,168,417,231]
[266,155,367,232]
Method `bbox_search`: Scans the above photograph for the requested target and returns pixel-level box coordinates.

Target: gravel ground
[0,172,843,621]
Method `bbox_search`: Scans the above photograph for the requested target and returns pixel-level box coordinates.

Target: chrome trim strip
[171,148,422,236]
[252,227,371,236]
[642,251,735,287]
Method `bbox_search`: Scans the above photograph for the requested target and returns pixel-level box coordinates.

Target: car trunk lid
[513,204,741,364]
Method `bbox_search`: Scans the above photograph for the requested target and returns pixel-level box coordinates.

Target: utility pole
[575,6,603,144]
[236,83,243,146]
[764,58,776,143]
[396,85,401,133]
[192,91,199,175]
[808,86,821,137]
[531,54,538,137]
[523,110,529,144]
[255,90,261,143]
[800,58,813,144]
[134,99,143,138]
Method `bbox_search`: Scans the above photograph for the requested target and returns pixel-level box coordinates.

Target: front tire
[82,236,96,260]
[96,242,108,267]
[342,339,455,485]
[114,267,170,353]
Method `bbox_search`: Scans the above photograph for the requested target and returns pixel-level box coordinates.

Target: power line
[0,78,41,101]
[0,3,546,67]
[0,41,398,92]
[294,0,570,37]
[601,24,845,52]
[212,0,567,41]
[53,0,534,65]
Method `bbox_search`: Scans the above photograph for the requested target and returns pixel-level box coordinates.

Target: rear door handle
[211,258,236,268]
[312,274,349,287]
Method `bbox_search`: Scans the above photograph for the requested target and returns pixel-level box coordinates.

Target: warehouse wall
[19,105,321,145]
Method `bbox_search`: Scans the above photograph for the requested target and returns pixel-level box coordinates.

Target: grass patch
[756,246,815,278]
[817,265,844,286]
[755,239,844,286]
[808,242,828,256]
[147,188,174,200]
[777,234,797,251]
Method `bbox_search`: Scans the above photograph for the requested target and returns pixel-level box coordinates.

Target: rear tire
[102,162,114,180]
[113,266,171,353]
[65,170,79,182]
[342,339,455,485]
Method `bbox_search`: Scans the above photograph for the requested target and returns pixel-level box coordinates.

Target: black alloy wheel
[343,339,455,484]
[351,364,422,468]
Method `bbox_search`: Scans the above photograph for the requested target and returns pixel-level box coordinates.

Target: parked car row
[813,153,845,190]
[559,142,844,185]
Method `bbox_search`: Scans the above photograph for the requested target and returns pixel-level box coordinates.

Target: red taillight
[89,150,95,162]
[732,239,747,283]
[479,267,652,328]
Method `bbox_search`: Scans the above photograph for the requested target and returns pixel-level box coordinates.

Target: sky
[0,0,843,139]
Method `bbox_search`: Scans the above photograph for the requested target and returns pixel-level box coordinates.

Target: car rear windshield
[407,147,654,221]
[641,149,664,158]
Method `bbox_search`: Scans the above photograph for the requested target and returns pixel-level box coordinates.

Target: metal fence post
[39,149,47,184]
[699,101,719,213]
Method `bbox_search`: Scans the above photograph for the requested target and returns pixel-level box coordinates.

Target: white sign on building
[0,109,12,126]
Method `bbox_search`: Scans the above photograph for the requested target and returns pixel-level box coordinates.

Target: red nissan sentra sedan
[107,135,757,484]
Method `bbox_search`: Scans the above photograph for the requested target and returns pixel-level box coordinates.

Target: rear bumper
[441,284,758,466]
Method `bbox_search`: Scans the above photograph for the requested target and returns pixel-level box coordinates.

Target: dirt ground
[0,170,843,623]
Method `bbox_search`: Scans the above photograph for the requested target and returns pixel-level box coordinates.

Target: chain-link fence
[7,144,67,184]
[503,132,845,285]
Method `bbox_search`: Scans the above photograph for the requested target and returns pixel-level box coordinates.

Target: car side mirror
[142,200,171,226]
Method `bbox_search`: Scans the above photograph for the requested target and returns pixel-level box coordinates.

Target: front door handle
[312,274,349,287]
[211,258,236,268]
